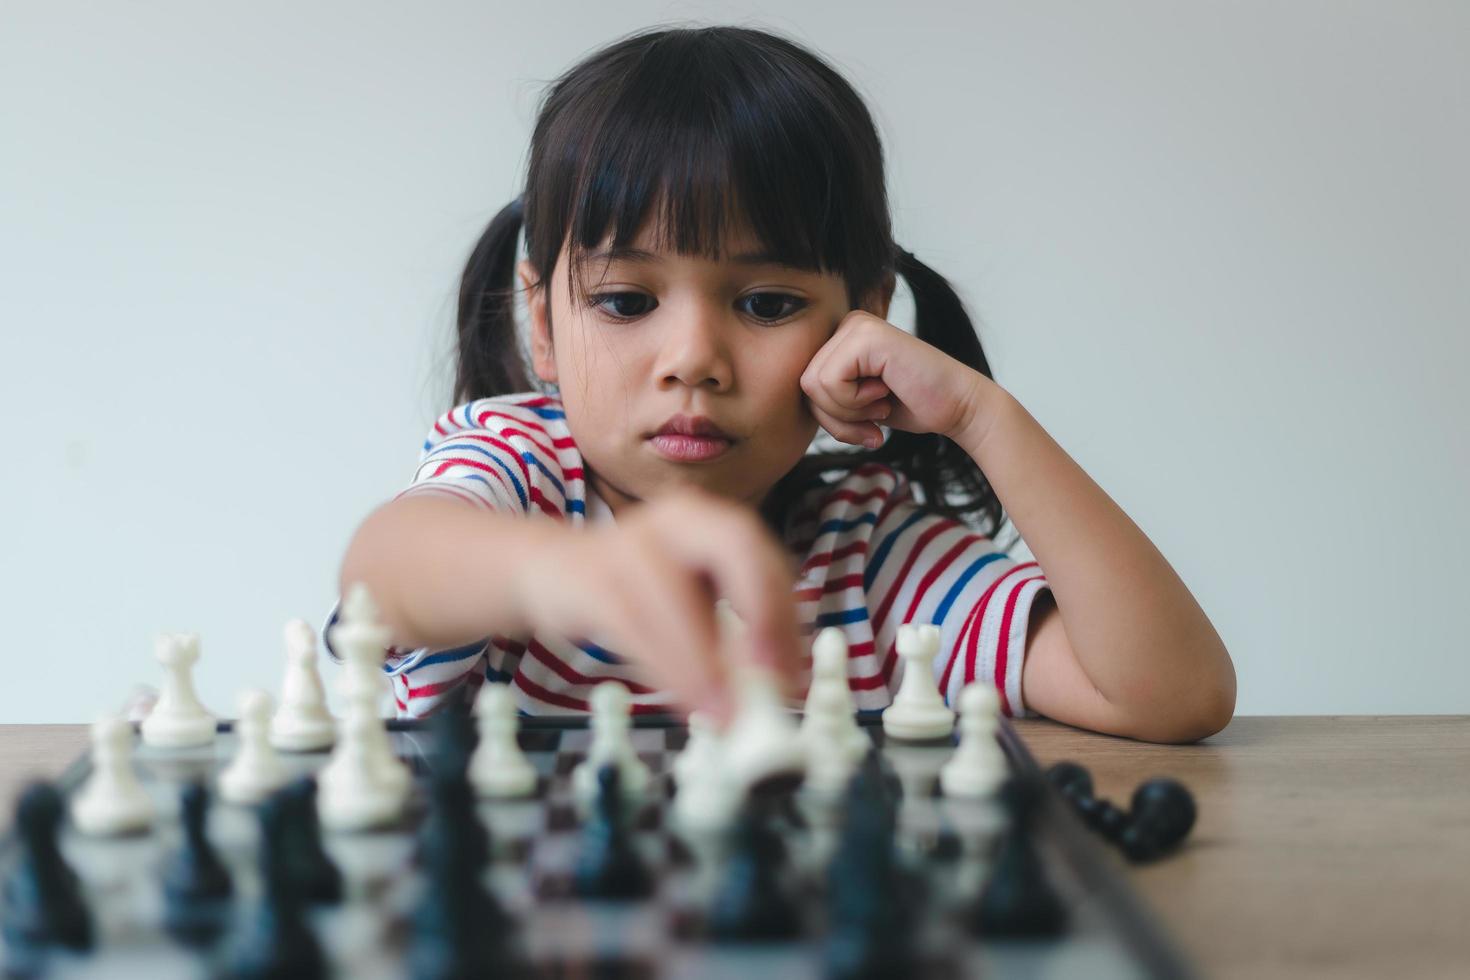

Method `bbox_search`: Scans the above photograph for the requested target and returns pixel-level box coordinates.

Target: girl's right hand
[509,486,804,725]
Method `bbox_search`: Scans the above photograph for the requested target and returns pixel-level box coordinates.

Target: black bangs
[522,26,896,313]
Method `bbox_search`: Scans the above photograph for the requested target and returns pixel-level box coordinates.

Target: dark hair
[453,24,1013,548]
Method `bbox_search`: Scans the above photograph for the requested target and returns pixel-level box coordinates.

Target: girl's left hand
[800,310,991,449]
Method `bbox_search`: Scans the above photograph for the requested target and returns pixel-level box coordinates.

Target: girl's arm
[953,380,1237,743]
[339,494,551,651]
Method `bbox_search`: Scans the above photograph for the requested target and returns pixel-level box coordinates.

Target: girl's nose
[653,303,733,390]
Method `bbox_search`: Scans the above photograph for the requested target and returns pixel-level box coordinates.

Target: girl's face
[519,221,892,518]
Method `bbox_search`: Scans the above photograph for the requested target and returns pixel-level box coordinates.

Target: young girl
[330,25,1235,743]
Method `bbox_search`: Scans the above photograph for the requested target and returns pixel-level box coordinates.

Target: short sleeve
[863,492,1051,719]
[396,397,568,514]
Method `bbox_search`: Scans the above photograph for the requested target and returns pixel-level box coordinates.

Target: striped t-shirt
[323,392,1051,720]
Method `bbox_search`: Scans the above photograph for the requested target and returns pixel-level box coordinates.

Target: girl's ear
[520,258,558,384]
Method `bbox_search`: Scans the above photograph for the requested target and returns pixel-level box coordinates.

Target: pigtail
[453,196,534,404]
[887,247,1008,542]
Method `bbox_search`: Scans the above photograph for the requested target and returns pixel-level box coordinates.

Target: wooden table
[2,717,1467,978]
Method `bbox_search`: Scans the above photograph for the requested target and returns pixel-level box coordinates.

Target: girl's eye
[588,291,807,323]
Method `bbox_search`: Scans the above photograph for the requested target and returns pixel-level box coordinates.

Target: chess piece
[573,764,652,899]
[705,794,802,940]
[972,777,1068,937]
[219,689,289,806]
[802,682,868,799]
[317,584,410,830]
[823,753,917,978]
[939,683,1007,798]
[141,632,216,748]
[715,599,807,793]
[277,778,342,905]
[468,683,536,799]
[880,624,954,741]
[162,782,234,946]
[671,711,741,841]
[571,681,650,812]
[410,707,519,979]
[71,714,153,835]
[214,793,328,980]
[1,782,94,960]
[1118,778,1196,862]
[800,626,868,757]
[270,618,336,752]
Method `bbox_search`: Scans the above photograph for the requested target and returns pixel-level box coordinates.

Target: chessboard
[0,710,1197,980]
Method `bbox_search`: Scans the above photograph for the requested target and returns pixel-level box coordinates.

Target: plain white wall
[2,2,1466,723]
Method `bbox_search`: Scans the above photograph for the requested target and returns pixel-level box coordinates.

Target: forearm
[953,379,1236,735]
[338,495,550,653]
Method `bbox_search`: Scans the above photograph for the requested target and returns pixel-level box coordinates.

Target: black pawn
[973,777,1068,938]
[1119,778,1197,862]
[212,794,327,980]
[278,778,341,906]
[416,706,489,873]
[823,754,917,979]
[706,793,801,941]
[1,781,93,963]
[162,781,233,947]
[409,707,520,979]
[572,764,652,900]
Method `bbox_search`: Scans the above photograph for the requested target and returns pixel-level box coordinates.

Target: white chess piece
[939,683,1008,798]
[715,599,808,792]
[799,627,869,757]
[316,583,409,830]
[270,618,336,751]
[880,623,955,741]
[671,710,741,840]
[219,689,289,805]
[317,709,409,831]
[802,682,869,798]
[140,631,216,746]
[140,632,216,748]
[71,715,153,836]
[572,680,651,811]
[469,683,536,799]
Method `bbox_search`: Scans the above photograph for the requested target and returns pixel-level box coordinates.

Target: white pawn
[469,684,536,799]
[799,627,868,757]
[671,711,740,841]
[940,683,1008,798]
[270,618,336,751]
[802,682,869,799]
[716,599,807,792]
[71,715,153,836]
[219,689,289,805]
[881,623,955,742]
[572,681,650,811]
[141,632,216,748]
[317,709,408,831]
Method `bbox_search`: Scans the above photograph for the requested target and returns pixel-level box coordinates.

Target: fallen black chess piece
[1045,761,1197,862]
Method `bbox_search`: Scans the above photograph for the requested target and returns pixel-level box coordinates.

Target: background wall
[3,1,1466,723]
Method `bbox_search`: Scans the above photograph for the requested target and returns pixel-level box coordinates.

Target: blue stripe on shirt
[864,509,929,592]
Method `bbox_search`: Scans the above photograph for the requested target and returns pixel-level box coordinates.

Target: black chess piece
[277,778,341,906]
[1047,761,1128,843]
[572,764,652,899]
[416,705,489,873]
[1,781,93,970]
[212,793,327,980]
[408,705,522,979]
[1118,778,1197,862]
[823,753,918,979]
[161,781,233,947]
[972,776,1068,938]
[705,793,801,941]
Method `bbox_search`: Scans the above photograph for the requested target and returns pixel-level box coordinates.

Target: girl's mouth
[646,433,733,462]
